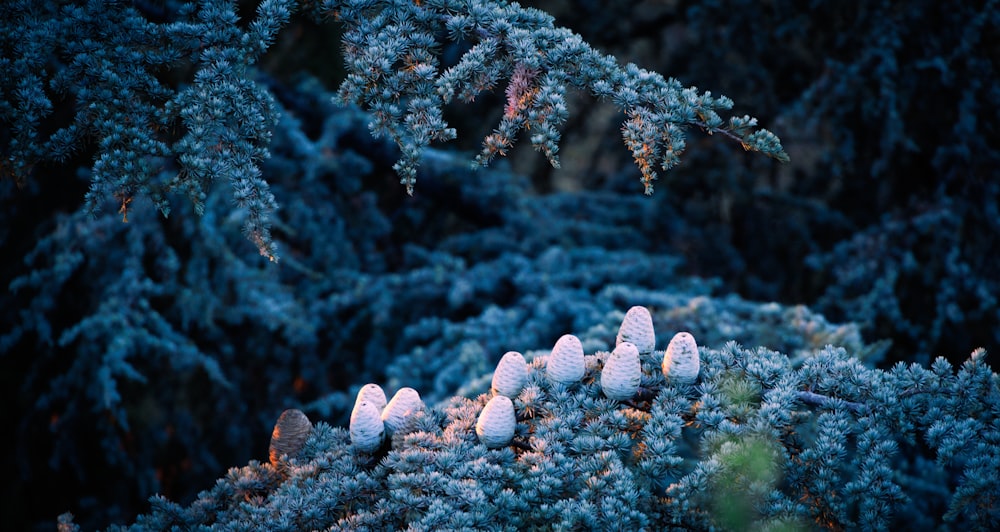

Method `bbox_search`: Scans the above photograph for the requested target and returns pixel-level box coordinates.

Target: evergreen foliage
[522,0,999,364]
[332,0,787,195]
[2,0,997,530]
[1,0,293,260]
[107,309,999,530]
[0,75,793,528]
[1,0,784,262]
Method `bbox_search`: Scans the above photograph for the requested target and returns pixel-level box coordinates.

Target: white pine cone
[492,351,528,398]
[476,395,516,448]
[381,387,424,435]
[546,334,585,385]
[268,409,312,466]
[663,332,700,384]
[350,400,385,453]
[354,383,387,412]
[601,342,641,400]
[616,306,656,355]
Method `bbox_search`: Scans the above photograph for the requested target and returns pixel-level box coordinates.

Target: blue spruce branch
[332,0,787,195]
[2,0,785,259]
[108,308,999,530]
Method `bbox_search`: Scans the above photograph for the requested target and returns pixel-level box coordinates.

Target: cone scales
[663,332,700,384]
[350,400,385,452]
[354,383,387,411]
[492,351,528,397]
[617,306,656,355]
[381,387,423,435]
[268,409,312,466]
[546,334,585,385]
[476,395,516,448]
[601,342,641,400]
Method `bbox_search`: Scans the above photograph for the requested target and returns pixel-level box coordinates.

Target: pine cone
[617,306,655,355]
[663,332,700,384]
[492,351,528,398]
[354,383,387,412]
[268,409,312,466]
[350,400,385,453]
[381,387,424,436]
[476,395,516,448]
[546,334,585,385]
[601,341,641,400]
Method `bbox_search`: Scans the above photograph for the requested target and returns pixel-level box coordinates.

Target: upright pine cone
[268,409,312,466]
[663,332,700,384]
[350,400,385,453]
[354,383,387,411]
[601,341,641,400]
[492,351,529,398]
[546,334,585,385]
[617,306,656,355]
[381,387,424,436]
[476,395,516,448]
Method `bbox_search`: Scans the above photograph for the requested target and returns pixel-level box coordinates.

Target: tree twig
[796,390,867,413]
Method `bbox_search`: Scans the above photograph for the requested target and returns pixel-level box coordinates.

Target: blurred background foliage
[516,0,999,361]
